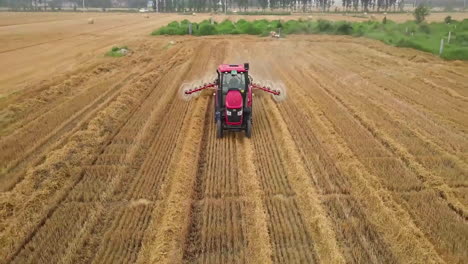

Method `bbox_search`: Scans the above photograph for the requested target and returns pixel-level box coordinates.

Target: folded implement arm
[250,83,281,96]
[184,82,217,94]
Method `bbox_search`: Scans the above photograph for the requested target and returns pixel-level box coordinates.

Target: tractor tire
[245,118,252,138]
[217,119,223,138]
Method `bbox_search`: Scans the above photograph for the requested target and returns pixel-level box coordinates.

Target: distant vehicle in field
[139,8,149,13]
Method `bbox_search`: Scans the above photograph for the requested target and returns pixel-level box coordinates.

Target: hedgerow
[152,18,468,60]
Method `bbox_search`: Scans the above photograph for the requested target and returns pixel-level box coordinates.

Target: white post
[439,38,444,55]
[448,31,451,44]
[82,0,85,10]
[225,0,227,14]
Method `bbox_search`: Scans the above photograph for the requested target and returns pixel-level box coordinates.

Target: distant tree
[443,0,456,11]
[300,0,307,12]
[69,0,86,8]
[350,0,357,11]
[343,0,351,10]
[128,0,147,8]
[7,0,31,10]
[414,4,430,23]
[361,0,370,11]
[316,0,329,11]
[259,0,268,10]
[398,0,404,11]
[0,0,448,13]
[238,0,248,11]
[444,15,452,24]
[0,0,10,7]
[85,0,112,8]
[378,0,384,11]
[49,0,64,10]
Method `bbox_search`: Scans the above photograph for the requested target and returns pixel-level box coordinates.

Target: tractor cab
[217,65,250,102]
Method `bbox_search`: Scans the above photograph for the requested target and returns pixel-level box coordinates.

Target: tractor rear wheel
[245,118,252,138]
[217,119,223,138]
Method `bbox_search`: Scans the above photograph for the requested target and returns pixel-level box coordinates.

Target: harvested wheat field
[0,12,467,264]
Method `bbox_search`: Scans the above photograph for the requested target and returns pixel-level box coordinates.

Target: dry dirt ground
[0,12,467,264]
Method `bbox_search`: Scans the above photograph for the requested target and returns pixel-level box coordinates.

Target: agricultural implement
[183,63,284,138]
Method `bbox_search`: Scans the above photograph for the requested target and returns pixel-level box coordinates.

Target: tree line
[0,0,111,10]
[148,0,407,12]
[0,0,464,12]
[0,0,150,10]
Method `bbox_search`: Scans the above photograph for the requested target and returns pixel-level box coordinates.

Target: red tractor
[184,63,283,138]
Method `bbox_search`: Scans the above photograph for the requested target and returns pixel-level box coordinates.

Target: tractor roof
[218,64,247,73]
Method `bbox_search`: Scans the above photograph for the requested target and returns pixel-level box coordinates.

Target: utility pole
[225,0,227,14]
[82,0,85,11]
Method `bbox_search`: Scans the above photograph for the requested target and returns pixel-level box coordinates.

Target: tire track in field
[237,138,273,264]
[252,97,319,263]
[182,101,249,263]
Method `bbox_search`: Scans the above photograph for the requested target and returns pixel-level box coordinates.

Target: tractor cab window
[222,72,245,94]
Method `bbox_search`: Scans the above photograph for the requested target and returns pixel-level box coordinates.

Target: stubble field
[0,12,467,264]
